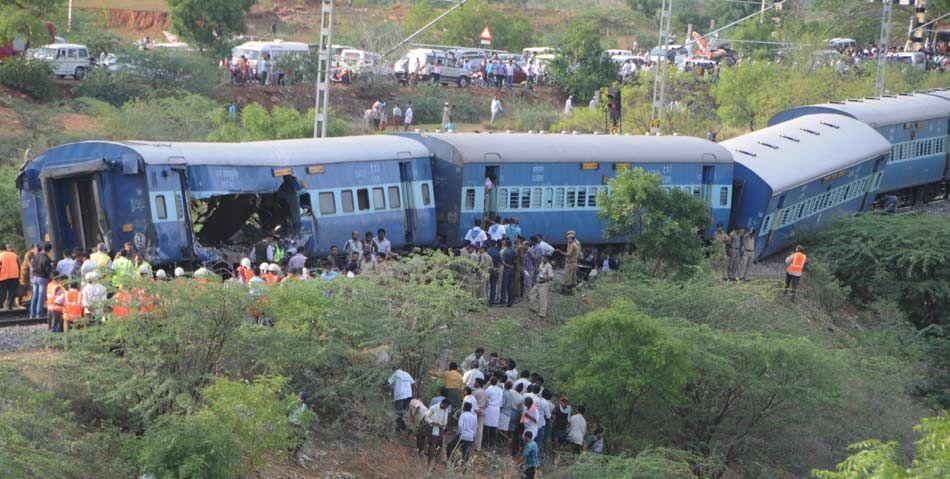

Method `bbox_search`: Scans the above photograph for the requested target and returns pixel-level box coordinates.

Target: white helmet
[84,272,99,282]
[259,262,269,272]
[194,267,212,278]
[240,257,252,268]
[268,263,280,272]
[155,269,168,279]
[174,267,185,277]
[138,264,152,275]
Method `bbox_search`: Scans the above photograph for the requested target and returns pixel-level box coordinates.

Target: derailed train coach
[723,114,891,260]
[768,90,950,202]
[405,132,734,246]
[17,137,437,265]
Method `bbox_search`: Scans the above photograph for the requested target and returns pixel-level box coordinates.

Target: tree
[712,62,783,131]
[598,168,710,276]
[166,0,255,56]
[812,413,950,479]
[547,21,618,100]
[0,0,61,46]
[558,301,691,446]
[402,0,535,53]
[137,414,241,479]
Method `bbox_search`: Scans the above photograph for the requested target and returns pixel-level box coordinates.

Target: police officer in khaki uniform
[530,255,554,318]
[727,227,743,281]
[558,230,581,294]
[738,228,756,280]
[475,245,494,302]
[714,224,730,280]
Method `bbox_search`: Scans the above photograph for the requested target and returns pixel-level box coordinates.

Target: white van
[340,48,381,72]
[232,39,310,73]
[606,49,634,59]
[393,48,472,87]
[522,47,556,58]
[30,43,92,79]
[887,52,927,70]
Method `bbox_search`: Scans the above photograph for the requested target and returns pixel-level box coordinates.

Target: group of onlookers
[389,348,606,477]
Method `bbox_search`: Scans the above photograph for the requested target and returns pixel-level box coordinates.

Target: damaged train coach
[17,137,437,265]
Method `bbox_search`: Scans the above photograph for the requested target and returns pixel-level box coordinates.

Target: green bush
[73,70,144,106]
[558,448,716,479]
[396,84,486,125]
[0,167,23,249]
[76,94,221,141]
[0,57,56,100]
[207,103,349,141]
[497,102,562,132]
[120,49,223,97]
[137,414,241,479]
[809,214,950,330]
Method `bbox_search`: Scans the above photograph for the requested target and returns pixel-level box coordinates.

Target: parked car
[827,38,856,50]
[393,48,473,87]
[340,48,381,73]
[30,43,92,79]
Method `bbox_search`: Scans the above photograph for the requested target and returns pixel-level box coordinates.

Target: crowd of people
[222,53,290,86]
[364,99,415,132]
[389,347,606,476]
[714,223,809,299]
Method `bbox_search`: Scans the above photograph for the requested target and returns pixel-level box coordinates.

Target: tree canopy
[167,0,255,56]
[598,167,710,275]
[546,21,618,100]
[403,0,535,53]
[0,0,62,46]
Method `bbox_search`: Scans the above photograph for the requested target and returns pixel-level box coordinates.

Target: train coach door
[484,165,500,221]
[150,159,194,262]
[701,165,715,206]
[399,161,416,244]
[169,166,194,259]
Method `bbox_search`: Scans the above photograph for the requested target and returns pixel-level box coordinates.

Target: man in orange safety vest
[784,245,807,301]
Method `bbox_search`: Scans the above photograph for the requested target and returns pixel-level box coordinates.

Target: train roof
[406,132,733,164]
[926,88,950,101]
[721,113,890,195]
[768,92,950,128]
[29,136,430,170]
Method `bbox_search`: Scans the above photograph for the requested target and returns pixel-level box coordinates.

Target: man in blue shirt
[55,249,76,280]
[522,430,540,478]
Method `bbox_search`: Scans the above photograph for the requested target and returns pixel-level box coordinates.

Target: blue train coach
[769,92,950,202]
[18,137,436,265]
[723,114,891,260]
[406,132,734,246]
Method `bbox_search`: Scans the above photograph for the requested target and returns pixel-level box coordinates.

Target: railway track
[0,308,44,328]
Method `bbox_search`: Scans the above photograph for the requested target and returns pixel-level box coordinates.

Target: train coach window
[719,187,729,206]
[357,189,370,211]
[532,188,542,209]
[566,188,576,208]
[319,192,336,215]
[464,188,476,210]
[509,189,520,209]
[373,187,386,210]
[155,195,168,220]
[521,188,531,209]
[555,188,565,208]
[341,190,355,213]
[389,186,401,209]
[421,183,431,206]
[576,188,586,208]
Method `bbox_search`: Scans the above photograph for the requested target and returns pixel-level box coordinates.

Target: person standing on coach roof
[784,245,807,301]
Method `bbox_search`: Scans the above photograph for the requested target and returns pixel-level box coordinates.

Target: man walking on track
[784,245,807,301]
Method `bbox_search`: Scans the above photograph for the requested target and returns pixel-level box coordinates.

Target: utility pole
[381,0,468,59]
[313,0,335,139]
[650,0,673,135]
[905,0,927,51]
[875,0,893,97]
[68,0,73,32]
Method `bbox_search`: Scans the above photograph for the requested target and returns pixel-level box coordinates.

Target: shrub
[137,414,241,479]
[77,94,221,141]
[497,102,561,132]
[73,70,144,106]
[396,84,486,125]
[0,57,56,100]
[121,49,223,97]
[196,375,310,473]
[208,103,349,141]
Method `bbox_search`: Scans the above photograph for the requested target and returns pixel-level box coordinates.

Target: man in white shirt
[424,398,450,466]
[488,217,506,242]
[80,272,108,319]
[462,367,484,388]
[567,405,587,453]
[564,95,574,115]
[387,367,415,432]
[456,402,478,465]
[373,229,392,258]
[464,220,488,248]
[392,104,403,128]
[536,235,555,256]
[490,96,503,124]
[406,397,429,455]
[403,102,414,131]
